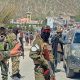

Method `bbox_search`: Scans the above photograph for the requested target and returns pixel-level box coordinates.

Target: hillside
[0,0,80,21]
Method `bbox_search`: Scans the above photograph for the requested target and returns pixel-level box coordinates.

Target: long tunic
[29,37,47,80]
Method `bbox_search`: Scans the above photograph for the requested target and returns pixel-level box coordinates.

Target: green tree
[74,15,80,22]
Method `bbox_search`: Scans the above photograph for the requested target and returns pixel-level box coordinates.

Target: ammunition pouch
[0,51,10,61]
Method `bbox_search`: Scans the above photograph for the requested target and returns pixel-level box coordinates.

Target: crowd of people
[0,25,68,80]
[29,25,68,80]
[25,31,34,46]
[0,27,26,80]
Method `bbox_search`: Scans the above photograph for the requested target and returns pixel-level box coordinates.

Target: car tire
[66,65,74,78]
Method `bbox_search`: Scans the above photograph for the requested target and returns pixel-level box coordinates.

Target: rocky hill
[0,0,80,20]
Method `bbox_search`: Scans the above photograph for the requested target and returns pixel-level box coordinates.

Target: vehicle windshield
[73,32,80,43]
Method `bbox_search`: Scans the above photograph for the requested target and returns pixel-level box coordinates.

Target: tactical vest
[0,42,4,51]
[0,41,10,51]
[0,38,11,60]
[0,35,11,51]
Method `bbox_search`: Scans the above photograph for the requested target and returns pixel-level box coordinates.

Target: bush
[6,24,16,29]
[74,15,80,22]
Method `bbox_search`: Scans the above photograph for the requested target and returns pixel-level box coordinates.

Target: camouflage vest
[0,33,15,51]
[0,42,4,51]
[0,41,11,51]
[0,35,14,60]
[6,33,16,49]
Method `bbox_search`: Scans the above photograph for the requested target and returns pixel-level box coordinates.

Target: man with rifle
[6,30,22,79]
[29,33,51,80]
[0,28,22,80]
[0,27,11,80]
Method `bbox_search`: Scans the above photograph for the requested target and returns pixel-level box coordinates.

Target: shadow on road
[70,73,80,80]
[55,69,65,73]
[12,77,20,80]
[12,76,25,80]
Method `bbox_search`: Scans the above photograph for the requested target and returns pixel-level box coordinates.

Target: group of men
[0,27,24,80]
[0,25,67,80]
[25,31,34,45]
[29,25,67,80]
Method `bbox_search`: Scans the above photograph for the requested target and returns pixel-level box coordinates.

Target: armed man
[51,26,64,71]
[0,27,10,80]
[29,32,51,80]
[0,28,22,80]
[6,29,22,79]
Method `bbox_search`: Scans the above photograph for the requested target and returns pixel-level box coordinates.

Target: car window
[73,32,80,43]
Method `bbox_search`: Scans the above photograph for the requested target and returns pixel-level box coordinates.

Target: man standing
[0,27,10,80]
[0,28,22,80]
[29,33,51,80]
[10,39,22,79]
[6,30,22,79]
[51,26,64,71]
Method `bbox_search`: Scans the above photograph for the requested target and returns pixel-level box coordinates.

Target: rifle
[21,45,24,59]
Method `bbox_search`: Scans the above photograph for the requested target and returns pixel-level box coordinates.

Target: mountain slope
[0,0,80,19]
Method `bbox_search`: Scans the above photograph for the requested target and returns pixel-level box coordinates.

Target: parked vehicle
[64,29,80,78]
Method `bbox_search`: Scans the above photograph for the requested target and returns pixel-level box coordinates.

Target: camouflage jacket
[29,37,48,66]
[0,32,16,60]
